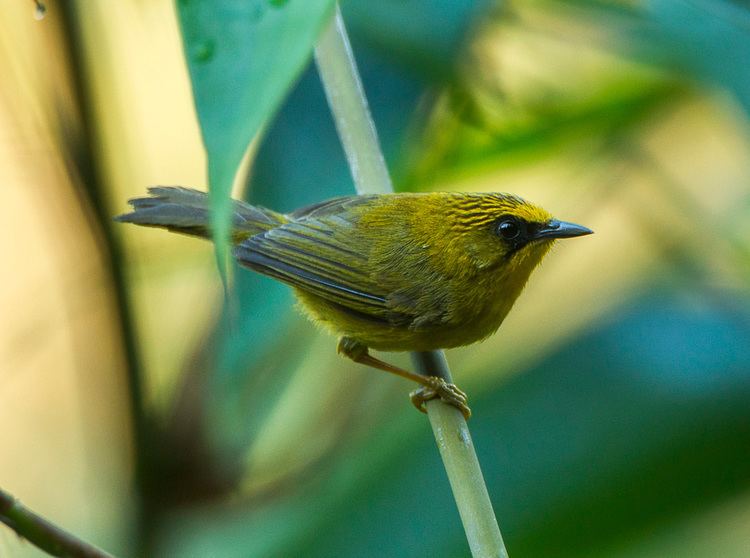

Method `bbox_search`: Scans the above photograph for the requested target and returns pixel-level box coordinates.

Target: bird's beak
[533,219,593,240]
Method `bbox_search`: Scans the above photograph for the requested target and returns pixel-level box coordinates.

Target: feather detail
[115,186,285,240]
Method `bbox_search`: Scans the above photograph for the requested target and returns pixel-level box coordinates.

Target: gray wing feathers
[115,187,285,238]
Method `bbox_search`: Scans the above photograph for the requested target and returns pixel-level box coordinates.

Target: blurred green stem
[0,487,115,558]
[314,5,508,557]
[58,4,151,553]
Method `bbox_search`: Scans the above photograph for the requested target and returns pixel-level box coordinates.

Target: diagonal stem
[0,487,115,558]
[412,352,508,558]
[314,5,508,557]
[314,4,393,195]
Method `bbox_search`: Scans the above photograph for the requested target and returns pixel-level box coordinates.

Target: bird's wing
[233,207,410,324]
[288,194,378,219]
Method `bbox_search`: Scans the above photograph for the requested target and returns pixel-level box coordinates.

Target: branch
[0,487,115,558]
[314,5,509,557]
[412,352,508,558]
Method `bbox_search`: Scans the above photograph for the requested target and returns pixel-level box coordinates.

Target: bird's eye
[497,218,521,240]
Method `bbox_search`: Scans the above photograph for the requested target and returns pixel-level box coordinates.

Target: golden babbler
[117,188,592,418]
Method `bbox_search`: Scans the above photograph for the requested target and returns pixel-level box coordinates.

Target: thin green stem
[412,352,508,558]
[314,4,393,195]
[314,5,508,557]
[0,487,115,558]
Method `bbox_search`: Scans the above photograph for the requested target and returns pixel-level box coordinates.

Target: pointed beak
[533,219,593,240]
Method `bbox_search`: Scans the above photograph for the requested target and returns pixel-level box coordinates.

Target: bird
[116,187,592,419]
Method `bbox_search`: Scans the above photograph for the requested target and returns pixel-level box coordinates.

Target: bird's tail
[115,187,287,242]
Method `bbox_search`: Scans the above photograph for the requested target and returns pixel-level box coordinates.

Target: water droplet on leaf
[191,40,215,63]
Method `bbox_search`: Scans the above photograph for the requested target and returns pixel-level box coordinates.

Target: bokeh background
[2,0,750,556]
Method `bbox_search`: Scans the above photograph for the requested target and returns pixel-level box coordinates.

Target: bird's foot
[410,377,471,420]
[338,337,472,420]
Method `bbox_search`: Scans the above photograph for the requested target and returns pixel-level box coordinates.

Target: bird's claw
[410,376,472,420]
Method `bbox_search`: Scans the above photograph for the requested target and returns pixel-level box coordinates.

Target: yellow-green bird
[117,187,592,418]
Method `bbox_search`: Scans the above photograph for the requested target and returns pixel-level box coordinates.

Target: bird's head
[446,193,593,276]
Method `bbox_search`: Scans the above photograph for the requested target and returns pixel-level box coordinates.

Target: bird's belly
[295,285,516,353]
[410,294,515,351]
[367,302,512,352]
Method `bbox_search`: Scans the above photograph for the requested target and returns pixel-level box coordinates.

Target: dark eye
[497,218,521,240]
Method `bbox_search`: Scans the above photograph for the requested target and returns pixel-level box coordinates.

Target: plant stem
[412,352,508,558]
[0,487,115,558]
[314,5,508,557]
[314,4,392,195]
[58,4,152,552]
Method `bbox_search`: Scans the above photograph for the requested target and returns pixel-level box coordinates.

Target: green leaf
[176,0,336,273]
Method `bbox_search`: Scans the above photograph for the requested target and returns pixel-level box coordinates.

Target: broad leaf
[176,0,336,271]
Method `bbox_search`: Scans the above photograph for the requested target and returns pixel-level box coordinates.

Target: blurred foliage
[2,0,750,557]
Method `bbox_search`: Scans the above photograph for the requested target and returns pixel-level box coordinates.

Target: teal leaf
[176,0,336,273]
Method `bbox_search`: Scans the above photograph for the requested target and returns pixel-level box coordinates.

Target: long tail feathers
[115,187,286,242]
